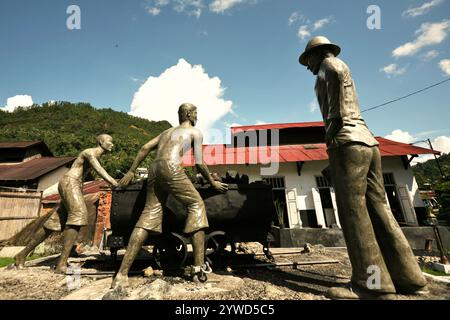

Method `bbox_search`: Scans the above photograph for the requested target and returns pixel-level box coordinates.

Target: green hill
[412,153,450,188]
[0,101,172,178]
[413,153,450,224]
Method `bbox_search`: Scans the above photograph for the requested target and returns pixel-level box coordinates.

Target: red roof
[43,180,108,202]
[182,137,439,166]
[0,157,76,181]
[231,121,324,133]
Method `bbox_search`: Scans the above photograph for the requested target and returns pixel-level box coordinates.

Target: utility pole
[426,139,445,180]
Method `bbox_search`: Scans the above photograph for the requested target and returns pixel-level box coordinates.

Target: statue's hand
[118,171,134,187]
[211,181,228,193]
[111,180,119,188]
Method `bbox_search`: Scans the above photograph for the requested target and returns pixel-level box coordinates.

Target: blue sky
[0,0,449,153]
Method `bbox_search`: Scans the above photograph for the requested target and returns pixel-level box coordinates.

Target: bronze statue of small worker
[14,134,118,273]
[299,36,428,299]
[111,103,228,289]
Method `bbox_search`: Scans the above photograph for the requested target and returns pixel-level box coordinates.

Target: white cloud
[144,0,204,17]
[413,136,450,163]
[288,11,306,26]
[130,58,233,142]
[380,63,407,77]
[297,16,333,41]
[385,129,415,144]
[174,0,204,17]
[1,95,34,112]
[297,25,311,40]
[313,18,331,30]
[439,59,450,75]
[392,20,450,58]
[144,0,255,17]
[146,7,161,15]
[209,0,256,13]
[129,76,142,83]
[156,0,170,5]
[385,129,450,163]
[433,136,450,153]
[227,122,243,128]
[422,49,439,61]
[402,0,444,18]
[309,101,319,113]
[255,120,267,125]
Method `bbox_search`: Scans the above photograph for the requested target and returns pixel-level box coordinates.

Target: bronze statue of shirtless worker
[111,103,228,289]
[14,134,118,273]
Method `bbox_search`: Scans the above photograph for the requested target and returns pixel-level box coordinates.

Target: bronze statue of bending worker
[111,103,228,289]
[299,36,428,299]
[15,134,118,273]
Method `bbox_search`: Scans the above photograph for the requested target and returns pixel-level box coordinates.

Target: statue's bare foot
[54,265,67,274]
[14,254,26,269]
[111,273,129,290]
[103,277,129,300]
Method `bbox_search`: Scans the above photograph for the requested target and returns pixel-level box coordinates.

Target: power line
[362,78,450,113]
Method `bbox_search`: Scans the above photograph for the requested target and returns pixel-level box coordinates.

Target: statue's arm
[325,67,343,143]
[85,152,118,186]
[119,134,161,186]
[193,131,228,192]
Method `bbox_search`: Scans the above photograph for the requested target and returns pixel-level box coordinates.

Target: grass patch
[0,258,14,268]
[0,254,44,268]
[422,267,448,277]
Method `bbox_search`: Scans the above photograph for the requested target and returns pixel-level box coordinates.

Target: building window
[382,173,405,224]
[262,176,288,228]
[383,173,396,186]
[314,176,338,228]
[315,175,330,188]
[262,176,286,190]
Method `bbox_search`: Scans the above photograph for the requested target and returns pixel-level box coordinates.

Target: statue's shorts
[135,159,208,234]
[43,175,88,232]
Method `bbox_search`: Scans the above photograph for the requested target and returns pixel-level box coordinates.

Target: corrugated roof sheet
[0,141,44,148]
[231,121,325,133]
[0,157,76,181]
[182,137,439,166]
[0,141,53,156]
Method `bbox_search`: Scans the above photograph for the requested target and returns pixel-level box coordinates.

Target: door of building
[285,188,301,228]
[396,185,418,225]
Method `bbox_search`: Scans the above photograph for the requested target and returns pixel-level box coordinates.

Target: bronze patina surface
[299,36,428,299]
[111,103,228,289]
[15,134,118,273]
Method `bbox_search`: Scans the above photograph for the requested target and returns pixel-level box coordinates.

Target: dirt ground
[0,246,449,300]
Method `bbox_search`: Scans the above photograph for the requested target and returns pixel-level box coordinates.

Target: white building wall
[379,156,423,207]
[207,155,423,227]
[38,166,70,191]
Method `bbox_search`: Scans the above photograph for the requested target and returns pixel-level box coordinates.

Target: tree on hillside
[0,101,172,178]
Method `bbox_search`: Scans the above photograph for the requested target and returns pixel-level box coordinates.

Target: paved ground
[0,246,449,300]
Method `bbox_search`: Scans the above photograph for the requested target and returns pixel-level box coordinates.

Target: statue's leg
[55,226,80,273]
[366,147,428,294]
[192,230,205,267]
[328,144,395,295]
[111,227,149,289]
[14,227,52,268]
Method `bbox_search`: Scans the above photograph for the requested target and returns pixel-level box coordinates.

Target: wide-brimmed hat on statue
[299,36,341,66]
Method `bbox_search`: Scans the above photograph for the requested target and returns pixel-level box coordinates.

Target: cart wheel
[193,272,208,283]
[205,231,236,260]
[152,233,188,270]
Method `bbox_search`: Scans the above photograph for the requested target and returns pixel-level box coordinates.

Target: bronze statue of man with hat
[299,36,428,299]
